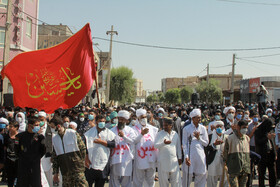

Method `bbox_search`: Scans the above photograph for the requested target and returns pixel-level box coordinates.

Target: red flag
[1,23,96,113]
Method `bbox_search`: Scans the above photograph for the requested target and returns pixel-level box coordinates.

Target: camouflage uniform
[228,171,248,187]
[52,131,88,187]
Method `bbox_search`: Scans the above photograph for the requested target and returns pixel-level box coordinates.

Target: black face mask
[118,122,126,130]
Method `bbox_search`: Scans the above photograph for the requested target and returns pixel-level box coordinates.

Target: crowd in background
[0,99,279,187]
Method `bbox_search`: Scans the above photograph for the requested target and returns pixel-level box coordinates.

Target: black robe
[15,131,46,187]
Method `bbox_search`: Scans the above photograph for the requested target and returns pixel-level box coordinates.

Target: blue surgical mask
[215,115,220,121]
[0,123,6,129]
[236,114,242,120]
[88,114,94,121]
[158,113,163,118]
[98,122,106,129]
[253,117,258,123]
[268,113,272,117]
[32,126,40,133]
[216,127,222,134]
[34,114,39,117]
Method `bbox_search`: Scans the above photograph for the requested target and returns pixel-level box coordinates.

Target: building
[161,76,199,93]
[0,0,39,104]
[38,23,73,49]
[239,76,280,104]
[96,52,109,104]
[135,79,145,103]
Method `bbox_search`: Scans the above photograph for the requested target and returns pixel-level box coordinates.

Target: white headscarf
[190,109,201,118]
[118,110,130,120]
[15,112,26,133]
[223,106,236,114]
[136,108,146,118]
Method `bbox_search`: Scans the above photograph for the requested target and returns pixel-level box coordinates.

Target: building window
[0,0,7,5]
[26,17,32,37]
[0,27,5,47]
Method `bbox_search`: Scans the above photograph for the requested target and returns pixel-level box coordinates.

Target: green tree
[196,79,222,103]
[158,92,165,103]
[110,66,136,104]
[180,86,193,103]
[146,94,158,103]
[164,88,181,104]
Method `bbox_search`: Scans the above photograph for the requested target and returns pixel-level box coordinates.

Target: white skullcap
[190,109,201,118]
[215,120,224,127]
[223,106,236,114]
[0,117,9,125]
[69,121,77,129]
[38,111,47,118]
[157,107,165,113]
[129,107,135,112]
[136,108,147,118]
[118,110,130,120]
[266,108,273,114]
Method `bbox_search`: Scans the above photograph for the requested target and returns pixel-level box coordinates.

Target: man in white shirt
[182,108,209,187]
[84,115,116,187]
[109,110,136,187]
[132,108,158,187]
[154,117,182,187]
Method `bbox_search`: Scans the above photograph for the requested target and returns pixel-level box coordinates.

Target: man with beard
[109,110,136,187]
[132,108,158,187]
[84,115,116,187]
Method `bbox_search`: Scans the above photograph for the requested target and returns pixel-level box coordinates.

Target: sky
[39,0,280,91]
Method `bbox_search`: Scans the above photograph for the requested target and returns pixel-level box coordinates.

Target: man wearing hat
[154,117,182,187]
[182,108,209,187]
[222,106,236,134]
[132,108,158,187]
[110,110,136,187]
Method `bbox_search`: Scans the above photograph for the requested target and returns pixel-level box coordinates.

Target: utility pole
[1,0,12,105]
[105,25,118,104]
[230,54,236,104]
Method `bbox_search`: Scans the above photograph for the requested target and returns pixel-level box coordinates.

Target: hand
[164,139,171,144]
[141,128,149,136]
[178,159,182,165]
[85,154,91,168]
[252,125,257,132]
[94,135,103,144]
[185,158,191,166]
[38,127,43,134]
[193,131,200,140]
[118,130,124,137]
[211,125,216,131]
[53,174,59,184]
[214,139,224,146]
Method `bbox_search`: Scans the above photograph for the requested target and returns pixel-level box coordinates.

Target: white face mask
[140,118,147,126]
[63,122,69,128]
[240,128,248,135]
[228,113,234,120]
[113,118,118,124]
[244,114,249,120]
[80,118,85,122]
[17,117,23,123]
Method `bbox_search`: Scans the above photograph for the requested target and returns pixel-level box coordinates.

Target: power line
[13,4,74,35]
[239,53,280,59]
[93,37,280,52]
[241,60,276,75]
[196,67,207,76]
[217,0,280,6]
[236,57,280,67]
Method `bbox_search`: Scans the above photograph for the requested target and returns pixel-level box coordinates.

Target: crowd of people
[0,100,279,187]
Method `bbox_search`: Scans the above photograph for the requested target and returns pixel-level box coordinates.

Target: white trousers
[109,176,132,187]
[133,167,155,187]
[158,166,182,187]
[207,175,229,187]
[182,170,207,187]
[44,168,53,187]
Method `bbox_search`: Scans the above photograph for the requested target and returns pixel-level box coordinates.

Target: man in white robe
[109,110,136,187]
[207,121,228,187]
[182,108,209,187]
[154,117,182,187]
[132,108,158,187]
